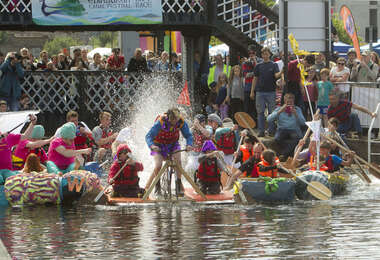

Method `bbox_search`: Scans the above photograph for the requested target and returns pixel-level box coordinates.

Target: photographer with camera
[267,92,306,159]
[0,52,25,111]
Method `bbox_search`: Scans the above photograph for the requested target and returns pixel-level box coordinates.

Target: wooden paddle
[333,131,371,184]
[291,109,320,168]
[235,112,332,200]
[94,160,128,203]
[322,134,380,179]
[235,112,266,149]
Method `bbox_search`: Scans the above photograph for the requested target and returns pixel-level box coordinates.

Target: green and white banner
[32,0,162,26]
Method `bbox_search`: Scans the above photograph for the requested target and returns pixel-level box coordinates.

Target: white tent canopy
[87,47,112,59]
[209,44,229,56]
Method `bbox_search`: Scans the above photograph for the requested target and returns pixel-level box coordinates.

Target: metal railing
[216,0,279,52]
[20,71,182,113]
[368,103,380,163]
[0,0,205,13]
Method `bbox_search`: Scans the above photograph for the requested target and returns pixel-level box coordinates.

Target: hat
[222,118,234,129]
[347,48,356,55]
[195,114,206,123]
[207,113,222,126]
[31,125,45,139]
[0,100,6,105]
[116,144,131,158]
[361,50,370,56]
[60,122,76,139]
[201,140,217,153]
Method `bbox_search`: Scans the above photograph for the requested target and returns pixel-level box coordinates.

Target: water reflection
[1,176,380,258]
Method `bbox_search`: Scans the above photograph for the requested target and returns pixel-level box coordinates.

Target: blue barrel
[241,179,296,203]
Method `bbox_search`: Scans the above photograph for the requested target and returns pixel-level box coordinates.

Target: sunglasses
[337,62,345,65]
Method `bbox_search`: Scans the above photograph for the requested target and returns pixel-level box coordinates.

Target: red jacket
[108,161,143,186]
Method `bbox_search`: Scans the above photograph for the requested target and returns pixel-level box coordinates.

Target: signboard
[32,0,162,26]
[279,0,330,52]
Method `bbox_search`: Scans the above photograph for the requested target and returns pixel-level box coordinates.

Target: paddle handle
[232,135,244,166]
[94,160,128,203]
[99,159,109,168]
[322,134,380,176]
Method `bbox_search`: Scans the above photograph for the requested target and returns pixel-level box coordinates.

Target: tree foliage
[260,0,276,8]
[209,36,223,46]
[89,32,119,48]
[332,13,364,45]
[43,36,83,55]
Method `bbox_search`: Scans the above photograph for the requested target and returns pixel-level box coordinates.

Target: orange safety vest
[257,157,280,178]
[240,145,254,177]
[308,155,328,172]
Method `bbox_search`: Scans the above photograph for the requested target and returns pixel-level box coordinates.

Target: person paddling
[46,122,91,174]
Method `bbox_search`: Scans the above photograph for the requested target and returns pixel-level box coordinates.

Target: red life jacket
[113,164,138,186]
[193,129,209,153]
[216,132,236,155]
[153,115,184,145]
[322,155,338,173]
[75,133,95,150]
[101,127,113,149]
[197,158,220,183]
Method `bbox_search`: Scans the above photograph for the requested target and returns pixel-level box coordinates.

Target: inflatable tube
[3,170,102,206]
[4,173,61,206]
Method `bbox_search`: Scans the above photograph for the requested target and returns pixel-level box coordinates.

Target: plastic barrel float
[295,170,349,200]
[4,170,102,206]
[234,177,296,204]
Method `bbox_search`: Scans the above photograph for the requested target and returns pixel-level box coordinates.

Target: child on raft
[318,141,354,173]
[12,125,52,170]
[257,149,290,178]
[108,144,145,198]
[196,140,228,195]
[21,153,46,174]
[46,122,92,174]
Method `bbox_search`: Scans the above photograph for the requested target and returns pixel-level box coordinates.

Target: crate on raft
[234,178,296,204]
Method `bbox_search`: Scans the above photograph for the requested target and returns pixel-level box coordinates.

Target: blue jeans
[274,128,303,157]
[337,113,362,135]
[256,91,276,134]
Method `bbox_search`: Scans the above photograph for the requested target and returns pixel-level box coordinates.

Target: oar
[333,131,371,184]
[235,112,266,149]
[235,112,332,200]
[322,134,380,179]
[93,160,128,203]
[291,109,320,168]
[221,134,243,188]
[0,119,31,139]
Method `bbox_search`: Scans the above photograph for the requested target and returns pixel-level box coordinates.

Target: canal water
[1,175,380,259]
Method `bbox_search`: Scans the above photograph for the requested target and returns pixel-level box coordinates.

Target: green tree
[89,32,118,48]
[209,36,223,46]
[43,36,83,55]
[260,0,276,8]
[332,13,364,45]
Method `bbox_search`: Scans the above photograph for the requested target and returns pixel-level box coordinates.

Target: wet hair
[166,108,180,120]
[262,149,276,165]
[320,141,331,150]
[66,110,78,121]
[24,153,44,173]
[328,117,339,127]
[243,135,256,144]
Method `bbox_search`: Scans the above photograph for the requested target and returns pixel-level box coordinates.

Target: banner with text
[32,0,162,26]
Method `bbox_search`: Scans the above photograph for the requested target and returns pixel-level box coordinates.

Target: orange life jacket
[240,145,254,177]
[308,155,329,172]
[257,157,280,178]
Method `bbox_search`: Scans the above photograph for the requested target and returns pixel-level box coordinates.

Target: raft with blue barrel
[3,170,103,206]
[234,177,296,204]
[295,170,350,200]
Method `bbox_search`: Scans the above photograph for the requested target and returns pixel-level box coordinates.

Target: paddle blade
[235,112,256,129]
[307,181,332,201]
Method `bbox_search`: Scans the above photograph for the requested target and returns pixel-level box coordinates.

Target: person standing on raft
[0,114,37,171]
[46,122,92,174]
[108,144,145,198]
[145,108,193,197]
